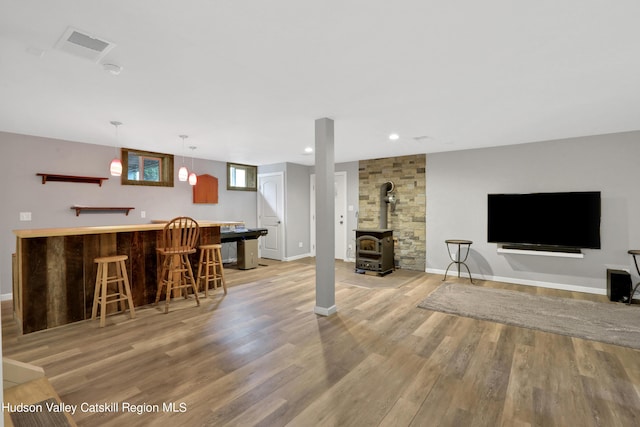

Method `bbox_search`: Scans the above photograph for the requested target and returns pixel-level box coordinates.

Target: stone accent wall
[359,154,426,271]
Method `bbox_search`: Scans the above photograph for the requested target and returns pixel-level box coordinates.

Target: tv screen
[487,191,601,249]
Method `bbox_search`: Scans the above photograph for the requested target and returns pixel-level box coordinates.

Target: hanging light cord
[110,121,122,153]
[180,136,186,164]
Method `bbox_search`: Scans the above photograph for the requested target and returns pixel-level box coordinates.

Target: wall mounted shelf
[497,247,584,259]
[37,173,109,186]
[71,206,134,217]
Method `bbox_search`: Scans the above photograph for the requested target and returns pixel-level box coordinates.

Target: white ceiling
[1,0,639,166]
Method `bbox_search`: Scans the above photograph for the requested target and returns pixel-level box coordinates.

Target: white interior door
[334,172,347,260]
[310,172,347,260]
[258,172,284,260]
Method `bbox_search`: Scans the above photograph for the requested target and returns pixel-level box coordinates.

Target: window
[121,148,174,187]
[227,162,257,191]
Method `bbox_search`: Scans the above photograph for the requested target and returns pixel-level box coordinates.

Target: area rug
[418,282,640,349]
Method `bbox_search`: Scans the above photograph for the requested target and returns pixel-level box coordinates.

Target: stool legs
[92,257,136,327]
[216,246,228,295]
[197,245,227,297]
[155,253,200,313]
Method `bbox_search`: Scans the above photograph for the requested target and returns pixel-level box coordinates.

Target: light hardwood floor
[3,259,640,426]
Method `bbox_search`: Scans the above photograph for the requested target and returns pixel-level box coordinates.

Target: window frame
[121,148,174,187]
[227,162,257,191]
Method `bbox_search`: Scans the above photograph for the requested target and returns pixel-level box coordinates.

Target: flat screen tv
[487,191,601,249]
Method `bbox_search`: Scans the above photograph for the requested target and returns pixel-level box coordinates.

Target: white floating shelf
[497,247,584,259]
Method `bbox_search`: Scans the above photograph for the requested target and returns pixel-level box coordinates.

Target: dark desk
[221,228,268,243]
[221,228,268,269]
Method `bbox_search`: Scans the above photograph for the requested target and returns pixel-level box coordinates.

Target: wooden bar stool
[197,244,227,297]
[155,217,201,313]
[92,255,136,327]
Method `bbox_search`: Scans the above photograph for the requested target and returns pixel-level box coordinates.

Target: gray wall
[286,162,312,258]
[260,161,359,261]
[0,131,257,296]
[426,131,640,293]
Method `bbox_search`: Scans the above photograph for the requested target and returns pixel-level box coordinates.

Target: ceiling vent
[55,27,116,62]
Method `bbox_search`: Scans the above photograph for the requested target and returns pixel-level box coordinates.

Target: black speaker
[607,269,631,302]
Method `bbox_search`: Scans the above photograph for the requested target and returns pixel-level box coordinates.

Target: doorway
[258,172,285,260]
[310,171,347,260]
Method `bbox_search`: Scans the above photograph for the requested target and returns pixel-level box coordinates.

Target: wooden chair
[155,217,201,313]
[92,255,136,327]
[197,243,227,297]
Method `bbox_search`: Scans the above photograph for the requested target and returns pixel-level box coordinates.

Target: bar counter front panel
[14,221,241,334]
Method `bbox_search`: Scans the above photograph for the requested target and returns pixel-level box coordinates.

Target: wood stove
[355,229,394,275]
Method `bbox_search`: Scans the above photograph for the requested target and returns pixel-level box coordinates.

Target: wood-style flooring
[3,259,640,426]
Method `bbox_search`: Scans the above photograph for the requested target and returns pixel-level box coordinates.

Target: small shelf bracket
[71,206,134,216]
[37,173,109,186]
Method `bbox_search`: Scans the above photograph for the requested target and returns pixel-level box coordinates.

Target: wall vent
[55,27,115,62]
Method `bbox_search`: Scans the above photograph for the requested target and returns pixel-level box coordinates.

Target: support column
[314,118,337,316]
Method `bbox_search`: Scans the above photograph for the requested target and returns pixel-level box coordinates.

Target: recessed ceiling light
[102,63,123,75]
[389,133,400,141]
[304,147,313,153]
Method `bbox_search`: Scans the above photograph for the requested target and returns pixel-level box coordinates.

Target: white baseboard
[284,253,312,262]
[1,293,12,301]
[314,305,337,316]
[425,268,607,296]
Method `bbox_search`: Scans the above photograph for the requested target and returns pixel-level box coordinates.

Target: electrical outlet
[141,210,146,218]
[19,212,32,221]
[298,241,303,248]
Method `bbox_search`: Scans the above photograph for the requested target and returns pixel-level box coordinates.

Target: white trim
[284,253,312,262]
[258,171,285,261]
[497,247,584,258]
[1,293,12,301]
[310,174,316,257]
[314,305,338,316]
[425,268,607,295]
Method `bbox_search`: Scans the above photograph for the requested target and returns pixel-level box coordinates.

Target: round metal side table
[443,239,473,283]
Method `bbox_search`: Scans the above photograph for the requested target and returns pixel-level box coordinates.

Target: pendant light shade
[110,158,123,176]
[109,121,123,176]
[188,145,197,185]
[178,166,188,181]
[178,135,188,181]
[188,172,197,186]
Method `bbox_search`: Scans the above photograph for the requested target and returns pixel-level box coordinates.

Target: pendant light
[188,146,197,185]
[109,121,123,176]
[178,135,188,181]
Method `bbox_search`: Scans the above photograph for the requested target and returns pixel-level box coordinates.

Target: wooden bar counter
[13,220,242,334]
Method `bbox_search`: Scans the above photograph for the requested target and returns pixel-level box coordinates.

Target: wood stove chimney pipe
[379,181,395,229]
